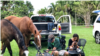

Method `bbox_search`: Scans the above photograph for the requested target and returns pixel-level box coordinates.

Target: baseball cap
[48,34,55,42]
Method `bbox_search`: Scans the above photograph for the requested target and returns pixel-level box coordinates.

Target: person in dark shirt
[47,34,69,56]
[68,33,81,56]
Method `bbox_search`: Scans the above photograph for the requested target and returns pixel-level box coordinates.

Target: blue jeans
[48,23,54,31]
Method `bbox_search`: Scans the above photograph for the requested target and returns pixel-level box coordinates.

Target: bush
[0,11,12,19]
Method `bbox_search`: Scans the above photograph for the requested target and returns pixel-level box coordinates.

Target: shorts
[58,50,67,56]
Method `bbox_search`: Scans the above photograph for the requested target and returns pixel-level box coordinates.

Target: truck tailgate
[34,23,57,33]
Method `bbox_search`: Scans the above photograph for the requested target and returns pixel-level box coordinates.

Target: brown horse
[1,19,29,56]
[5,16,42,49]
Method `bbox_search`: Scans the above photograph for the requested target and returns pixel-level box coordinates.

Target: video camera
[74,41,77,46]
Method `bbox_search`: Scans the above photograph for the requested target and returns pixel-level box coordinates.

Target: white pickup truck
[30,14,72,39]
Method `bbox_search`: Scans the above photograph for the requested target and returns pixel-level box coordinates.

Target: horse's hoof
[1,54,3,56]
[1,50,2,53]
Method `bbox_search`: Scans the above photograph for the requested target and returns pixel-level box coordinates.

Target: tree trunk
[84,4,91,27]
[83,14,90,27]
[83,15,87,27]
[86,12,90,27]
[84,14,90,27]
[97,3,100,10]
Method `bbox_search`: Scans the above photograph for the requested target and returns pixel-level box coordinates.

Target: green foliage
[38,9,45,14]
[13,4,29,16]
[14,1,24,6]
[29,12,34,17]
[1,1,34,19]
[1,11,12,19]
[26,1,34,12]
[73,2,80,5]
[77,18,85,25]
[37,1,100,27]
[38,8,47,14]
[55,11,64,20]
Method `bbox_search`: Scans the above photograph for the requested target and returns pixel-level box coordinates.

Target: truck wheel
[95,32,100,44]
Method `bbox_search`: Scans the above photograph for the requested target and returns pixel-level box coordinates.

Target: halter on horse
[1,19,29,56]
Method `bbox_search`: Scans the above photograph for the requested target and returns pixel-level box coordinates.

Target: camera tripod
[32,41,51,56]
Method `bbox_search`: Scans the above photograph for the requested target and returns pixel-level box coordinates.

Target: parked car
[92,10,100,44]
[30,14,72,41]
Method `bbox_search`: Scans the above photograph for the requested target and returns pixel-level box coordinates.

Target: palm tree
[48,3,56,16]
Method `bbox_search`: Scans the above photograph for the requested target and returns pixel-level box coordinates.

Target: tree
[13,1,29,16]
[48,3,56,16]
[72,1,99,27]
[26,1,34,13]
[1,1,10,10]
[1,1,34,19]
[37,1,100,27]
[37,7,48,14]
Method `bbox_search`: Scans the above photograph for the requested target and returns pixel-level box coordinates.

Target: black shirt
[68,39,78,50]
[68,39,73,46]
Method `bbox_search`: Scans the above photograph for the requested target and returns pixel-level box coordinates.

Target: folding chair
[78,39,86,56]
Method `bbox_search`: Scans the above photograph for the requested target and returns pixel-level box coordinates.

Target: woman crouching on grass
[68,33,81,56]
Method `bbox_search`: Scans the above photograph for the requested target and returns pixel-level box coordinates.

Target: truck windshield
[31,16,55,22]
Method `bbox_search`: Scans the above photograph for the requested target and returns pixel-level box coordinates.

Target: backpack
[59,35,66,49]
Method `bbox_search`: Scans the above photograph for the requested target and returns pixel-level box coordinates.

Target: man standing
[47,34,69,56]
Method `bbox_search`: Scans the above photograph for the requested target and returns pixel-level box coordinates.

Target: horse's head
[16,34,29,56]
[34,30,42,50]
[18,37,29,56]
[20,46,29,56]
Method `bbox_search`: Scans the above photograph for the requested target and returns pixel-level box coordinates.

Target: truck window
[97,17,100,23]
[31,16,55,22]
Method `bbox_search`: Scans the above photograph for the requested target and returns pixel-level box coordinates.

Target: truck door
[57,15,72,34]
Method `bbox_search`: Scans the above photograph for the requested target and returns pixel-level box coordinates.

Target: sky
[24,0,58,14]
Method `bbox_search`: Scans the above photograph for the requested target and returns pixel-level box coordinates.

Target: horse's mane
[22,16,39,34]
[2,19,27,50]
[4,19,23,38]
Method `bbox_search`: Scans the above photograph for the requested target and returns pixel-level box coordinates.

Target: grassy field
[2,25,100,56]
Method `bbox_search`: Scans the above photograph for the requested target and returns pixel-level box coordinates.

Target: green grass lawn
[2,25,100,56]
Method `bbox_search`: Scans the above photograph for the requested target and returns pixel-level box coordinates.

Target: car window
[96,17,100,23]
[31,16,55,22]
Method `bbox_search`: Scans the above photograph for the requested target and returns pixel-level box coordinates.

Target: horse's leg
[23,34,28,47]
[19,48,22,56]
[1,42,3,53]
[1,44,6,56]
[26,34,31,47]
[5,40,12,56]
